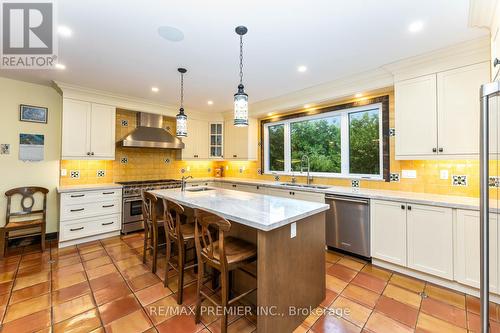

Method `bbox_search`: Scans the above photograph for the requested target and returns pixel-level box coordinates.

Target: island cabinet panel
[455,210,499,292]
[266,187,325,203]
[371,200,407,266]
[406,204,453,279]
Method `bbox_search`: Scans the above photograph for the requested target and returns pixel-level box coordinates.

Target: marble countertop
[149,187,329,231]
[190,177,492,212]
[57,183,123,193]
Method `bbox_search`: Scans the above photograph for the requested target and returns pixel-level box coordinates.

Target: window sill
[264,172,384,181]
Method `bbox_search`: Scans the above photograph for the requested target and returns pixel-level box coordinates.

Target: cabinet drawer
[60,215,120,242]
[61,189,121,205]
[60,199,121,221]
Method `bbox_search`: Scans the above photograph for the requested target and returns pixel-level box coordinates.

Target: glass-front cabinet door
[209,122,223,158]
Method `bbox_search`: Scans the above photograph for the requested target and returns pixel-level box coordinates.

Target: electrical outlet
[440,170,449,180]
[187,166,191,172]
[290,222,296,238]
[402,170,417,179]
[60,169,67,176]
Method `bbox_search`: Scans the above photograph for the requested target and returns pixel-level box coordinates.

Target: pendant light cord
[180,72,184,108]
[239,35,244,85]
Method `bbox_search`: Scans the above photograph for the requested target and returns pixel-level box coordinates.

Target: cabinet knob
[438,148,443,153]
[401,205,405,210]
[407,205,412,211]
[432,148,437,153]
[87,152,91,156]
[91,152,95,156]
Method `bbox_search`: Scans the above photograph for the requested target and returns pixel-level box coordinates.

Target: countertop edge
[57,183,123,193]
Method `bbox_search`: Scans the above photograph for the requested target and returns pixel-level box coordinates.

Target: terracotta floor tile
[0,271,16,283]
[420,297,466,328]
[374,295,418,328]
[52,262,85,278]
[0,292,9,307]
[3,293,50,322]
[330,296,372,327]
[135,282,173,306]
[320,289,338,308]
[78,243,104,255]
[13,270,50,290]
[81,249,108,261]
[115,256,143,271]
[0,308,51,333]
[350,272,386,294]
[98,294,141,325]
[93,280,131,305]
[52,255,82,269]
[199,298,243,326]
[327,264,358,282]
[52,281,91,305]
[155,313,205,333]
[416,312,467,333]
[465,294,498,320]
[467,311,500,333]
[53,293,95,323]
[145,295,181,325]
[383,284,421,308]
[364,312,413,333]
[326,274,348,294]
[341,285,380,309]
[360,265,392,282]
[84,256,112,270]
[10,281,50,304]
[293,323,310,333]
[390,273,425,293]
[52,271,87,290]
[101,236,123,248]
[337,257,365,272]
[89,272,124,291]
[424,284,465,310]
[0,281,13,295]
[104,309,153,333]
[0,261,19,273]
[16,263,50,278]
[311,314,361,333]
[53,308,101,333]
[208,316,256,333]
[325,251,342,264]
[128,272,161,292]
[121,264,151,280]
[86,263,118,280]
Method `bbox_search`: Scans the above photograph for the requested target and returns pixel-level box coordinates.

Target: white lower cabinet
[371,200,407,266]
[455,210,498,292]
[407,204,453,279]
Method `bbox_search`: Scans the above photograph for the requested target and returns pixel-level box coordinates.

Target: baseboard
[58,231,121,248]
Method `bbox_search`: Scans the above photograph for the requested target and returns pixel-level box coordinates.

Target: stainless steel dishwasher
[325,195,370,258]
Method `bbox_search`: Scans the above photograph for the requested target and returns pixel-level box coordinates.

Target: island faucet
[181,175,193,191]
[300,155,313,185]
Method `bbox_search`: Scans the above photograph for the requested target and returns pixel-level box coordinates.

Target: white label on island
[291,222,297,238]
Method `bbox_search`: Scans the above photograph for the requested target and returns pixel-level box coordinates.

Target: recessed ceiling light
[207,100,213,105]
[58,25,72,37]
[55,63,66,70]
[158,26,184,42]
[355,93,363,98]
[297,65,307,73]
[408,20,424,33]
[151,87,159,92]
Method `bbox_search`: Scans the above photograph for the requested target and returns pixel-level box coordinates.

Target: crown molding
[53,81,220,121]
[469,0,498,29]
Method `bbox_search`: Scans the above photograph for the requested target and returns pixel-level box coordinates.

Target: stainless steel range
[117,179,181,234]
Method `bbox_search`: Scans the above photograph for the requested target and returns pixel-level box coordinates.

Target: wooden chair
[1,187,49,258]
[142,191,166,273]
[193,208,257,333]
[163,198,197,304]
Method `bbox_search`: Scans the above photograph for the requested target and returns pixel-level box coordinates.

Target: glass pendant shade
[176,108,187,137]
[234,84,248,127]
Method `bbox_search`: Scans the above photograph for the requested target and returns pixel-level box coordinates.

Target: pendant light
[176,68,188,137]
[234,26,248,127]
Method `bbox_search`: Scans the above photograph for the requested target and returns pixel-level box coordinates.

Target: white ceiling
[0,0,487,113]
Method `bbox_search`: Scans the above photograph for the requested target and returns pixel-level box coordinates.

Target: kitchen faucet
[181,176,193,191]
[300,155,313,185]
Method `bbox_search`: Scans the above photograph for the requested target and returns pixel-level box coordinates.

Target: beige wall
[0,77,62,233]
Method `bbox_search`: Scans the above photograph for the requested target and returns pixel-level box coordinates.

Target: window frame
[262,98,388,180]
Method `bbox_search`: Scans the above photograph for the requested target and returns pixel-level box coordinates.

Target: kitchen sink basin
[279,183,330,190]
[186,187,215,192]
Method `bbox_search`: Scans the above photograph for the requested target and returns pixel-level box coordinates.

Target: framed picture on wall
[19,104,48,124]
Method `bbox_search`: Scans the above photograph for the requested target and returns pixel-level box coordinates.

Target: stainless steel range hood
[117,112,184,149]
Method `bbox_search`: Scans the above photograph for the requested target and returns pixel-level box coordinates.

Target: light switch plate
[440,170,449,180]
[290,222,296,238]
[60,169,67,176]
[402,170,417,179]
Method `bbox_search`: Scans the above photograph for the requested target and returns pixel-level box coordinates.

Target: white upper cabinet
[62,98,116,160]
[395,61,490,159]
[224,117,258,160]
[182,118,209,160]
[209,122,224,159]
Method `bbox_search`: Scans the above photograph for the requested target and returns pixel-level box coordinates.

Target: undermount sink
[186,187,215,192]
[279,183,329,190]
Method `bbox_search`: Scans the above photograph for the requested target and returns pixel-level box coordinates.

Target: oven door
[123,197,143,224]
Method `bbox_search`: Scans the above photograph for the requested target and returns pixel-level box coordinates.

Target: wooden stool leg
[142,223,149,264]
[176,241,185,304]
[152,226,158,274]
[40,224,46,253]
[220,270,229,333]
[164,236,171,287]
[0,229,5,259]
[194,260,204,323]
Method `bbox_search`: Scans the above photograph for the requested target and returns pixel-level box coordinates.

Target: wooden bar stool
[162,198,197,304]
[142,191,166,273]
[193,208,257,333]
[0,187,49,258]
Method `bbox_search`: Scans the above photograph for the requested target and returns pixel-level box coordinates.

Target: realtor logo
[1,0,57,69]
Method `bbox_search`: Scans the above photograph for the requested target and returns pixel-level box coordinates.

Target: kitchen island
[150,187,329,333]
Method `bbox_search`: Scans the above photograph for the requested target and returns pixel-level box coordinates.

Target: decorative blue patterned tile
[120,157,128,164]
[164,158,170,164]
[489,176,500,188]
[351,179,360,188]
[389,128,396,137]
[452,175,468,186]
[70,170,80,179]
[121,119,128,127]
[274,174,280,181]
[390,173,400,182]
[96,170,105,178]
